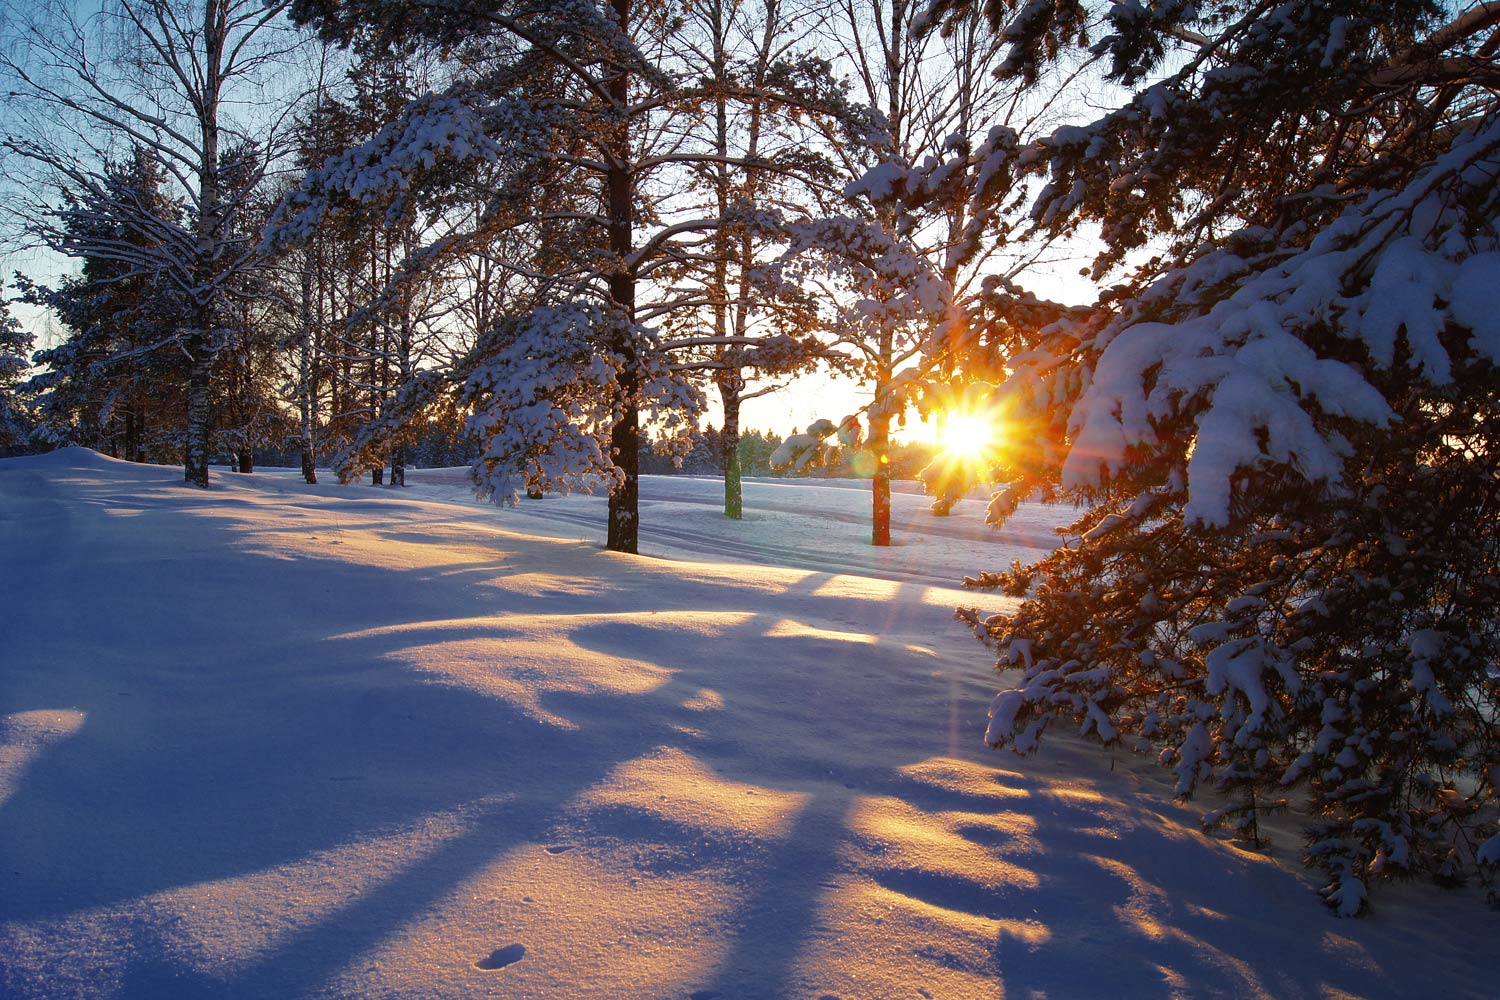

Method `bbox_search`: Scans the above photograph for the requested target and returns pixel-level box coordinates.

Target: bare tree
[2,0,303,486]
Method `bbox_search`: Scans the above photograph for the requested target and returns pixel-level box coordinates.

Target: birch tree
[773,0,1042,544]
[2,0,302,486]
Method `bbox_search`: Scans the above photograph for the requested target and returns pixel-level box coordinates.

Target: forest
[2,0,1498,916]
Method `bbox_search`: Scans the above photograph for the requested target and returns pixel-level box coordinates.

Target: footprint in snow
[474,944,526,971]
[544,844,575,855]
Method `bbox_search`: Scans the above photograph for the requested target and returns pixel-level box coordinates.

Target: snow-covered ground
[1,449,1494,1000]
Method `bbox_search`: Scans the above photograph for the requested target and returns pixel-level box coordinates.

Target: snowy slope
[0,449,1494,1000]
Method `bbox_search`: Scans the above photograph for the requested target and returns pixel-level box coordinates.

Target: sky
[736,250,1103,443]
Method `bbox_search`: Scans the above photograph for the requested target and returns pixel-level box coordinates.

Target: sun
[940,412,996,459]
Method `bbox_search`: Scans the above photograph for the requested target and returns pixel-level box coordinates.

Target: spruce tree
[920,0,1500,912]
[0,301,34,451]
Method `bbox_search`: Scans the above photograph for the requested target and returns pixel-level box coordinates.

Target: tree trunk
[124,405,142,463]
[720,376,743,519]
[184,333,212,489]
[930,409,950,516]
[132,405,146,463]
[604,0,639,554]
[871,407,891,546]
[391,314,412,487]
[238,451,253,474]
[298,257,318,483]
[607,381,640,552]
[184,0,224,491]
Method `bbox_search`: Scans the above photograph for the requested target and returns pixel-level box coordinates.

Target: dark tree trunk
[124,407,138,463]
[607,382,640,552]
[871,408,891,546]
[604,0,639,554]
[391,315,411,487]
[298,259,318,483]
[237,451,253,474]
[184,334,213,489]
[371,466,384,485]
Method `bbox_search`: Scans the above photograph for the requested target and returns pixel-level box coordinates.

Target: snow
[1039,112,1500,527]
[2,448,1496,999]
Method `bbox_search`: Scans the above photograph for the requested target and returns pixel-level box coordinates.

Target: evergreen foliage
[0,300,35,451]
[922,0,1500,913]
[19,151,190,461]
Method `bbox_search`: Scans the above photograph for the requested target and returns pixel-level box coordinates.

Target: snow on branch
[1046,112,1500,526]
[265,91,528,246]
[462,303,703,503]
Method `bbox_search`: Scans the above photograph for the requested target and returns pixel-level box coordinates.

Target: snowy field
[1,448,1495,1000]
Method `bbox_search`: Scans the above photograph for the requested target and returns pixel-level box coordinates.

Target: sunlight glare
[941,413,996,459]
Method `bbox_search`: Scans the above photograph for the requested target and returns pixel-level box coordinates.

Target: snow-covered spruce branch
[1046,113,1500,526]
[972,110,1500,915]
[461,303,703,504]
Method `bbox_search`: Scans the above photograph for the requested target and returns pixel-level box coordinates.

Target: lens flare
[941,413,995,459]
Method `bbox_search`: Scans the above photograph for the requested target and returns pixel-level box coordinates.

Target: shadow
[0,463,946,999]
[0,469,744,997]
[685,793,855,1000]
[871,749,1442,1000]
[5,459,1487,1000]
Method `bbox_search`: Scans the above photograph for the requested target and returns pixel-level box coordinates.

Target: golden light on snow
[809,574,901,600]
[763,618,879,645]
[331,750,815,999]
[897,756,1033,801]
[846,795,1041,891]
[791,874,1050,999]
[579,748,810,839]
[325,837,744,1000]
[333,611,755,730]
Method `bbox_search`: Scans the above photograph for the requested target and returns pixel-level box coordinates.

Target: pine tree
[20,149,189,461]
[280,0,850,550]
[0,300,34,451]
[924,0,1500,913]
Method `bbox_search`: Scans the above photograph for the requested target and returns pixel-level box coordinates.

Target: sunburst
[940,412,997,460]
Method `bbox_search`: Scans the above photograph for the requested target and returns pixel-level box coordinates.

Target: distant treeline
[640,426,937,480]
